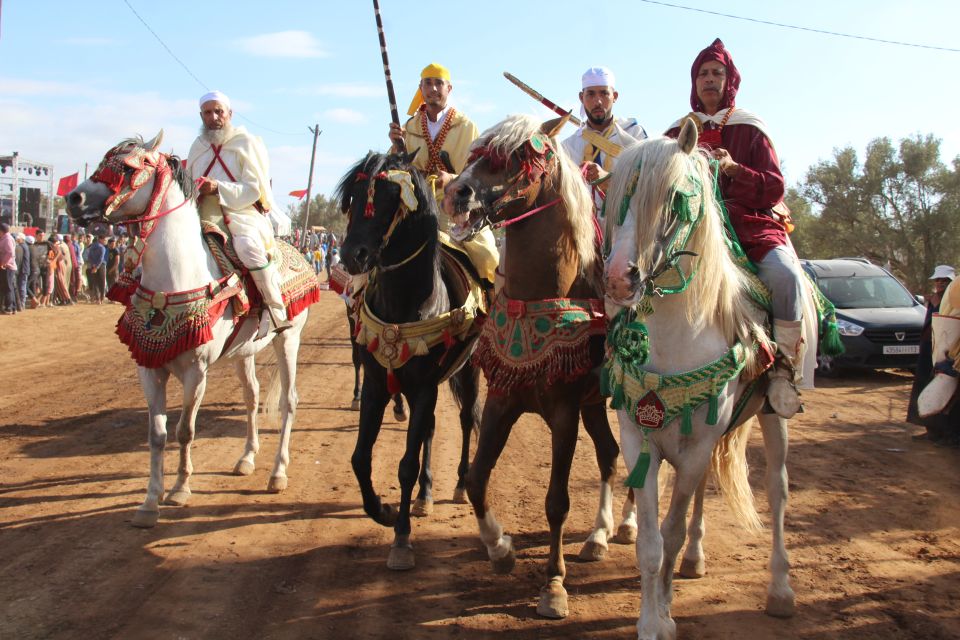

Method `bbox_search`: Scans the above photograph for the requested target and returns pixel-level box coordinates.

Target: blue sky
[2,0,958,213]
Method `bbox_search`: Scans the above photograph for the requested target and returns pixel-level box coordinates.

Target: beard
[201,123,234,146]
[587,109,612,127]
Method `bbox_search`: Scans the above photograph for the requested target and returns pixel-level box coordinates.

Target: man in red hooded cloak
[667,38,806,418]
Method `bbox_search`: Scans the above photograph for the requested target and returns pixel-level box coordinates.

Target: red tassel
[400,342,410,363]
[387,368,401,395]
[442,329,455,349]
[367,335,379,352]
[364,201,374,218]
[353,320,363,338]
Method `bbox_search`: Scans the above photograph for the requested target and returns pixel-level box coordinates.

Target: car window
[818,275,915,309]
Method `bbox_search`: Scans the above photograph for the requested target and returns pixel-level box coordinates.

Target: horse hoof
[162,490,190,507]
[131,509,159,528]
[536,579,568,619]
[267,475,288,493]
[678,556,706,579]
[452,487,468,504]
[387,543,415,571]
[350,398,361,411]
[393,406,407,422]
[613,523,637,544]
[490,540,516,575]
[233,460,255,476]
[766,590,796,618]
[578,540,607,562]
[411,498,433,517]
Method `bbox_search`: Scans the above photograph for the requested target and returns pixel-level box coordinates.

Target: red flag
[57,172,79,197]
[289,189,308,199]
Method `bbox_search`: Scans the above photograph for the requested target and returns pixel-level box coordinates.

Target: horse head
[336,150,435,276]
[446,114,568,236]
[66,131,192,227]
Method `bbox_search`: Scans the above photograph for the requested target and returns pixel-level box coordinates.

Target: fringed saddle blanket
[113,223,320,368]
[474,293,606,396]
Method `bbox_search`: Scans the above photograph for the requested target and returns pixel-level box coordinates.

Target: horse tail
[447,365,481,435]
[711,418,764,533]
[263,367,283,428]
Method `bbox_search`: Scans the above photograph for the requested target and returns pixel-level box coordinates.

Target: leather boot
[768,319,804,418]
[918,314,960,417]
[249,262,292,339]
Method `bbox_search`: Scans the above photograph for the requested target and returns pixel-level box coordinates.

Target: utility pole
[299,125,321,249]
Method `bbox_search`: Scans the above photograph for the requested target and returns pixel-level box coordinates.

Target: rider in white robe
[188,91,292,335]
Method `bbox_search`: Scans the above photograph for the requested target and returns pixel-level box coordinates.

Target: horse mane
[605,137,765,371]
[474,114,597,277]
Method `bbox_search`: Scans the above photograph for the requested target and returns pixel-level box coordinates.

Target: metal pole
[11,152,18,227]
[299,125,320,249]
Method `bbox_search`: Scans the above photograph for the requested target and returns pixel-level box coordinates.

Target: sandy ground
[1,291,959,640]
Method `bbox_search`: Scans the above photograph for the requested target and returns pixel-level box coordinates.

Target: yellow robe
[392,108,498,284]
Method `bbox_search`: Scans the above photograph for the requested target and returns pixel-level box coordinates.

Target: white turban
[581,66,616,89]
[199,90,231,110]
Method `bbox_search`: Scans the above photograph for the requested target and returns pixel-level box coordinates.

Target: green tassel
[681,403,693,435]
[600,365,611,397]
[625,448,651,489]
[706,393,719,426]
[611,383,626,410]
[820,317,845,357]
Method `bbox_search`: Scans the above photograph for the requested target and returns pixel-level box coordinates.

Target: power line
[120,0,306,136]
[637,0,960,53]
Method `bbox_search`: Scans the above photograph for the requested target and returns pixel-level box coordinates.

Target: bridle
[459,132,561,240]
[348,168,429,273]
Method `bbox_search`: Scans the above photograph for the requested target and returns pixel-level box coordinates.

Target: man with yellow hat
[388,63,497,286]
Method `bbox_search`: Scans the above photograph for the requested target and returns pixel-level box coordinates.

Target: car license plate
[883,345,919,355]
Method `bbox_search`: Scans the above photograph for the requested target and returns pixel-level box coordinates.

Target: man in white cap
[562,66,647,202]
[188,90,292,336]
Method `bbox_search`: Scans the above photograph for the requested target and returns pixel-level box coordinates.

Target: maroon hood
[690,38,741,112]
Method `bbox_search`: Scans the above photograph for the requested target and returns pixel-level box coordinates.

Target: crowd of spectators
[0,224,124,314]
[300,230,340,280]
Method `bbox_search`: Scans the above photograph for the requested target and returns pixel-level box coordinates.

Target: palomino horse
[66,133,318,529]
[446,114,622,618]
[603,121,818,638]
[336,151,482,570]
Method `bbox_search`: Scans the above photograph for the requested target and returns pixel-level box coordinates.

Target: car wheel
[816,354,840,378]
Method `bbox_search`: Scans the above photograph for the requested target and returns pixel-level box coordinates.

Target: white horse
[604,121,809,639]
[66,132,315,528]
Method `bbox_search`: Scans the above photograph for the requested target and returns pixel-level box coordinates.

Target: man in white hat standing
[562,66,647,205]
[188,90,292,335]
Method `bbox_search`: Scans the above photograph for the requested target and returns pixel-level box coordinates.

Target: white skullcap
[581,66,616,90]
[929,265,955,280]
[199,90,231,110]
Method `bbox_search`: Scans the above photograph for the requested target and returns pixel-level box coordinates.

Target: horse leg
[232,356,260,477]
[451,365,480,504]
[348,313,361,411]
[163,366,208,507]
[678,472,708,578]
[578,401,621,562]
[534,399,582,619]
[758,413,795,617]
[467,395,524,576]
[392,393,407,422]
[411,412,434,518]
[389,384,438,570]
[266,327,301,493]
[131,367,170,528]
[614,486,638,544]
[350,377,393,525]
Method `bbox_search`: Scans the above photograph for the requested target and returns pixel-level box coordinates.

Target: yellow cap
[407,63,451,115]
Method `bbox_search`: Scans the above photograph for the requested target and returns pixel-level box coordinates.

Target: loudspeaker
[19,187,41,217]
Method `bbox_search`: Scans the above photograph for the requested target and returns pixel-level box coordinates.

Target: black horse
[337,151,482,570]
[346,304,407,421]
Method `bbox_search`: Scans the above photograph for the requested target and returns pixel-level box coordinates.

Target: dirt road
[2,293,958,639]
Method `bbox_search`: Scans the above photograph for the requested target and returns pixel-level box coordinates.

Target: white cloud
[302,83,385,98]
[0,78,91,97]
[323,108,366,125]
[235,31,328,58]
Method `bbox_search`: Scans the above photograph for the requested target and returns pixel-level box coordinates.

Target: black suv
[801,258,925,374]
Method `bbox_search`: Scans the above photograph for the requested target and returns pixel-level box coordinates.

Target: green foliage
[285,192,347,237]
[795,134,960,293]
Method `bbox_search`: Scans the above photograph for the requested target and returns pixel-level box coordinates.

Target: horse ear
[401,147,420,166]
[145,130,164,152]
[540,113,571,139]
[678,118,698,155]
